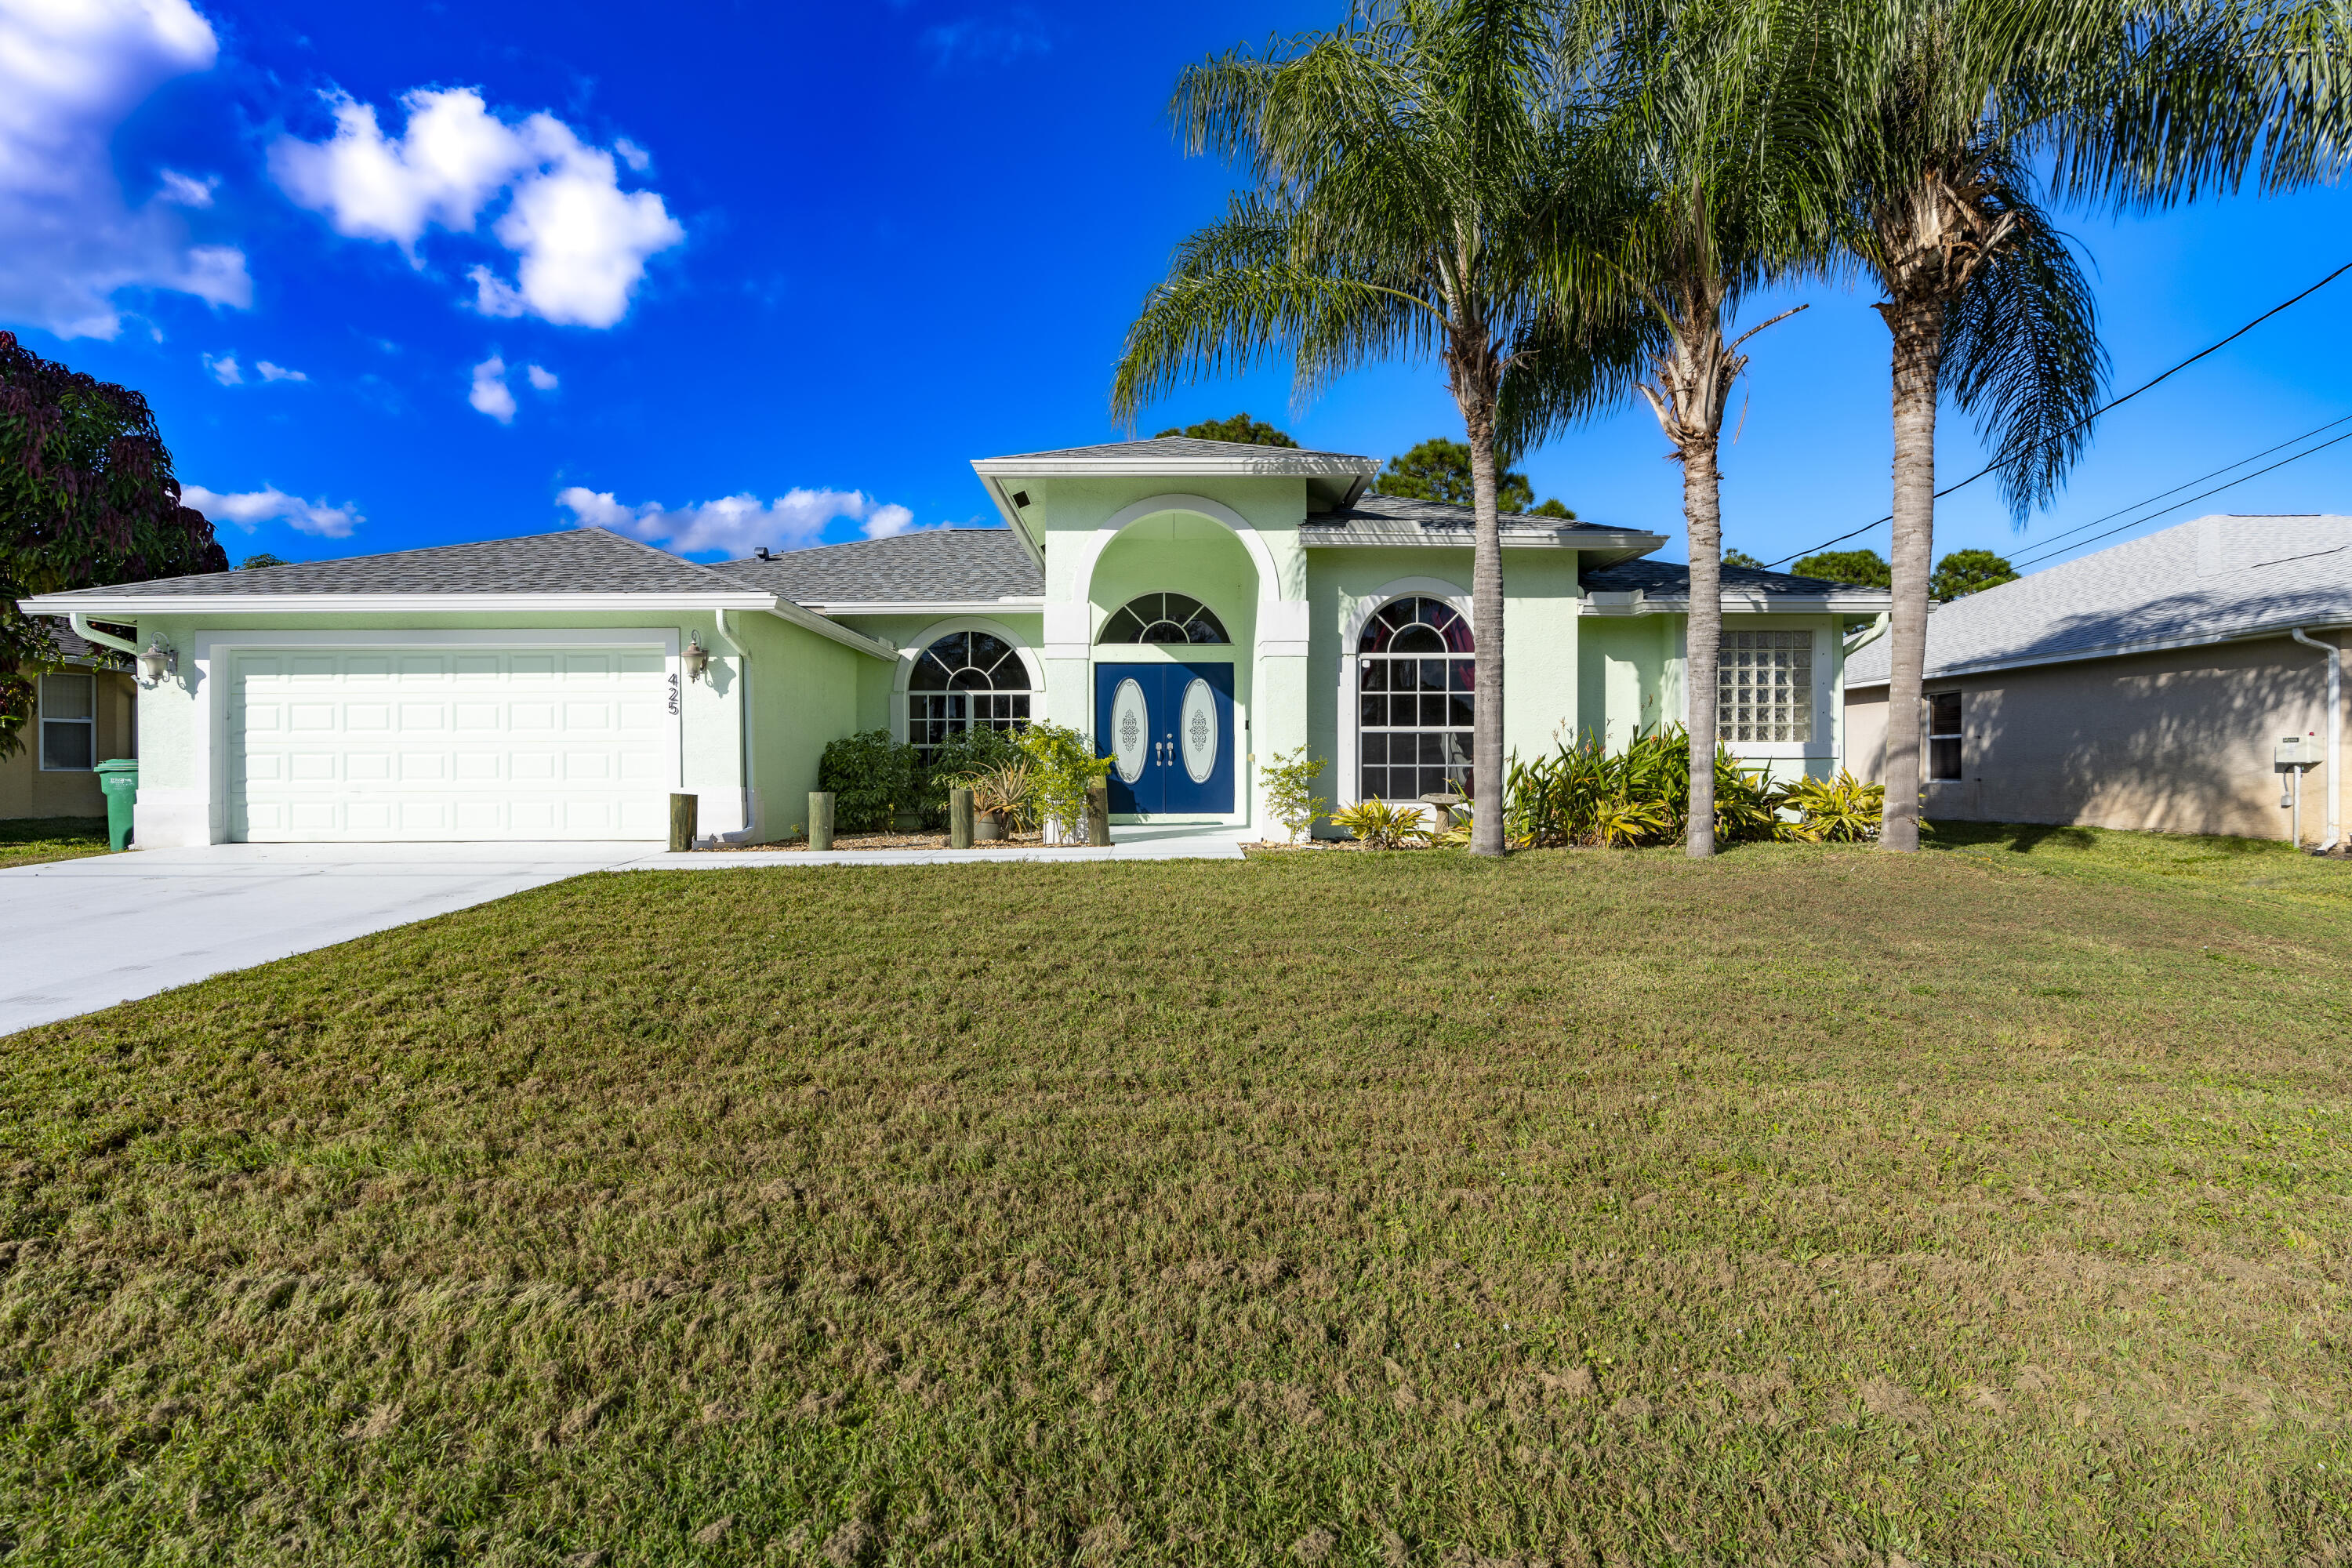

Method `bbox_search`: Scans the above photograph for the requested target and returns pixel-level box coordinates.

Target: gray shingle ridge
[1307,492,1653,535]
[711,526,1043,603]
[1581,557,1870,595]
[1844,513,2352,686]
[980,436,1376,466]
[28,526,757,598]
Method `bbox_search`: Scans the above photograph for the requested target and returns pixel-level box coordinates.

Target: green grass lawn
[5,826,2352,1564]
[0,816,111,870]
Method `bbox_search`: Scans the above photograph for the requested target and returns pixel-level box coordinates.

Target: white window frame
[38,671,96,771]
[1926,690,1964,782]
[1335,577,1472,809]
[1704,622,1833,760]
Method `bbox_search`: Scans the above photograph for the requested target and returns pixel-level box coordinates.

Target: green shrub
[818,730,917,832]
[1016,721,1112,842]
[919,724,1024,822]
[1258,747,1329,843]
[1773,769,1886,843]
[1330,799,1424,849]
[1504,726,1783,849]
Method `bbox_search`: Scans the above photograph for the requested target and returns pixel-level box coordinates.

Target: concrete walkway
[0,827,1252,1035]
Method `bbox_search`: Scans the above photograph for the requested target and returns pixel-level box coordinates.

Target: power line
[2006,424,2352,570]
[1762,259,2352,569]
[1999,410,2352,564]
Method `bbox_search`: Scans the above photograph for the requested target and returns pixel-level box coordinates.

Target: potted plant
[966,762,1033,840]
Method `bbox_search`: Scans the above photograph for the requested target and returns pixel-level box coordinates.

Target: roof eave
[1582,590,1895,616]
[803,598,1044,616]
[16,591,786,615]
[971,455,1378,481]
[1843,613,2352,690]
[1299,529,1668,553]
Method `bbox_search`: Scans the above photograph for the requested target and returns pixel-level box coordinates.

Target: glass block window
[1927,691,1963,780]
[1098,592,1228,644]
[1357,596,1474,800]
[38,672,94,771]
[907,631,1031,762]
[1718,630,1813,743]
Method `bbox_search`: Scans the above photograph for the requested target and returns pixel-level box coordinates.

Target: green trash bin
[94,757,138,851]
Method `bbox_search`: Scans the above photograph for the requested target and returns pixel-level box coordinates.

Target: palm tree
[1840,0,2349,852]
[1536,0,1843,858]
[1111,0,1646,856]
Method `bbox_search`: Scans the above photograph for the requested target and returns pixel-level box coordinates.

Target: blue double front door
[1096,661,1235,815]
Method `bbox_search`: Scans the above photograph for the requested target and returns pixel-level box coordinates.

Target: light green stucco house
[17,437,1889,846]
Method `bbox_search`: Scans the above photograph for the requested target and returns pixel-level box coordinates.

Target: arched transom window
[908,630,1031,761]
[1356,595,1474,801]
[1098,592,1229,644]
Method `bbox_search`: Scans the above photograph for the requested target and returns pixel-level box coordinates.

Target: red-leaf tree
[0,330,226,758]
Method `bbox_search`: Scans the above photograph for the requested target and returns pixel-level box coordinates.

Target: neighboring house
[1,619,136,820]
[1844,514,2350,848]
[16,437,1887,846]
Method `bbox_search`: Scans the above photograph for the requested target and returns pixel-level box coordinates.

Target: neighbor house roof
[13,528,898,659]
[1581,557,1893,613]
[1845,514,2352,687]
[1303,493,1668,568]
[31,616,127,668]
[713,528,1044,609]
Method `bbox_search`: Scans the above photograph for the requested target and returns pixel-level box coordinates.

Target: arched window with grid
[906,630,1031,761]
[1356,595,1474,801]
[1097,592,1229,644]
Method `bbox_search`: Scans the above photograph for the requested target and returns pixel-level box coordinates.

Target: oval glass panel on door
[1109,677,1149,785]
[1178,677,1216,784]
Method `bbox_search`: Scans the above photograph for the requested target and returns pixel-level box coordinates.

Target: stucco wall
[731,609,866,840]
[1,667,135,819]
[1842,631,2349,842]
[110,608,878,845]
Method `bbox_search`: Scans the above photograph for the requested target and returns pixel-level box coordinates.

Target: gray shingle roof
[1846,514,2352,686]
[711,528,1042,603]
[979,435,1376,466]
[29,615,127,666]
[1307,492,1655,539]
[1581,557,1881,600]
[24,528,748,598]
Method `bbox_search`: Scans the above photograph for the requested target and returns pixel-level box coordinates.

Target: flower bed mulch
[691,830,1065,852]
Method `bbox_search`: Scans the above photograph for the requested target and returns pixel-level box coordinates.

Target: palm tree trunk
[1880,290,1942,853]
[1459,380,1508,858]
[1682,444,1722,858]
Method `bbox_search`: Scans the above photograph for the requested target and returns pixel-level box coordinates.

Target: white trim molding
[1334,576,1473,812]
[888,616,1047,744]
[22,591,778,615]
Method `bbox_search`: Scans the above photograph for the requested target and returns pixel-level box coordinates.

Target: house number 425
[666,672,681,715]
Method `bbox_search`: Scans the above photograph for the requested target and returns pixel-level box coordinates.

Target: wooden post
[1086,780,1111,848]
[669,792,698,852]
[949,786,975,849]
[808,790,835,851]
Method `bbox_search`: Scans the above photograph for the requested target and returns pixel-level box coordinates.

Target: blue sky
[8,0,2349,577]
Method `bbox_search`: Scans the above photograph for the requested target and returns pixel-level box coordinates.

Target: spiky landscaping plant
[1111,0,1648,856]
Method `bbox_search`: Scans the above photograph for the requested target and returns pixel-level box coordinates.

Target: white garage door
[229,646,672,841]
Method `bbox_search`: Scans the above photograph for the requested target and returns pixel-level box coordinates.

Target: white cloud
[181,483,361,539]
[202,351,241,386]
[272,86,681,328]
[156,169,215,208]
[256,360,306,382]
[557,486,938,556]
[0,0,250,338]
[524,362,557,390]
[469,354,515,422]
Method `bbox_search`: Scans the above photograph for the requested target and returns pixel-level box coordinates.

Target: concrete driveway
[1,828,1254,1036]
[0,843,647,1036]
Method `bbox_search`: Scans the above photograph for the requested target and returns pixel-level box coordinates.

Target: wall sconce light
[136,638,176,687]
[681,633,711,683]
